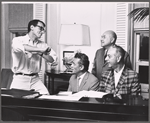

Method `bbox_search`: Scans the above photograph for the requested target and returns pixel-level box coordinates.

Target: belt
[15,73,37,76]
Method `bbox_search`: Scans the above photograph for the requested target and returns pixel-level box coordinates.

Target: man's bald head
[104,30,117,44]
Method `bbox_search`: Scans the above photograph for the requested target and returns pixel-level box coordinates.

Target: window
[136,32,149,61]
[136,63,149,84]
[134,31,149,98]
[136,31,149,85]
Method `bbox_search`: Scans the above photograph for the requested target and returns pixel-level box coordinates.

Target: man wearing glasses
[10,19,57,95]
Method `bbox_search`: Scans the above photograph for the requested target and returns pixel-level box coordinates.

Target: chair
[56,83,69,93]
[1,69,14,89]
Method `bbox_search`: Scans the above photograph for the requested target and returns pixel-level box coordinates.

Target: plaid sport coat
[99,67,141,95]
[91,48,132,81]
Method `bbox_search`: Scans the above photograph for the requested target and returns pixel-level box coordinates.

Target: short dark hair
[28,19,45,33]
[74,52,89,71]
[113,45,125,63]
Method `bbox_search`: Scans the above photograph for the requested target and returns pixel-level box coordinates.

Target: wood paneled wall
[1,4,33,69]
[9,4,33,30]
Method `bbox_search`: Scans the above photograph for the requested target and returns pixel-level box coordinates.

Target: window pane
[139,32,149,60]
[139,66,149,84]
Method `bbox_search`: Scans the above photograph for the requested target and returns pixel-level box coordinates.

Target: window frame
[134,30,149,96]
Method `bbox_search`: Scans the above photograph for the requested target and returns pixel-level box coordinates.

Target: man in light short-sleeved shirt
[10,19,57,94]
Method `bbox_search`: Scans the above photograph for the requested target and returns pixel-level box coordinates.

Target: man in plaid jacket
[99,45,141,96]
[91,30,132,81]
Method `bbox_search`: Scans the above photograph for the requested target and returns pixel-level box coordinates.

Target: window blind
[115,3,128,51]
[33,3,46,82]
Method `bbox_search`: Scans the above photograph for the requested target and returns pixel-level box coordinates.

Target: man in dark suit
[92,30,132,80]
[68,52,99,92]
[99,45,141,96]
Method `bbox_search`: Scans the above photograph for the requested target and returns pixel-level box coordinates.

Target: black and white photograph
[1,1,149,121]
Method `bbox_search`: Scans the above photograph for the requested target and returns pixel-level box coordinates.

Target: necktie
[77,77,81,92]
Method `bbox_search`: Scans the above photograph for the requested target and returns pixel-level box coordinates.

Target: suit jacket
[67,72,99,92]
[99,67,141,95]
[91,48,132,80]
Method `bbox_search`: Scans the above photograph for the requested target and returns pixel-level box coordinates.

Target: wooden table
[45,70,72,94]
[2,95,148,121]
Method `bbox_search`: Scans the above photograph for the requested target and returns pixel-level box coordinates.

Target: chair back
[1,69,14,89]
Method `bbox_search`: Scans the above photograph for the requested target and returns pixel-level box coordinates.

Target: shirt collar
[25,34,30,41]
[22,34,31,44]
[114,65,125,74]
[25,34,39,45]
[77,72,87,80]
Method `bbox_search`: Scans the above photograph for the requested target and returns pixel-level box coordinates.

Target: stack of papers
[72,90,108,98]
[38,94,81,101]
[1,88,40,99]
[57,91,72,96]
[38,90,108,101]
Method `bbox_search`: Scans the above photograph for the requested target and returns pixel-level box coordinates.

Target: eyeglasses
[36,25,45,31]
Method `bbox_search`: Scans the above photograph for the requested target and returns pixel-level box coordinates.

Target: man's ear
[110,38,115,44]
[30,25,34,31]
[117,56,121,63]
[80,65,84,71]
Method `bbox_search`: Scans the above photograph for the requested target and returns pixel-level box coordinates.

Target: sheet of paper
[57,91,72,96]
[72,90,108,98]
[38,94,82,101]
[1,94,14,97]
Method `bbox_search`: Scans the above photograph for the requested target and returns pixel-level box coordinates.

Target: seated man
[92,30,132,81]
[68,52,99,92]
[99,45,141,96]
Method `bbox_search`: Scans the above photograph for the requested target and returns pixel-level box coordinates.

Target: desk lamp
[59,24,91,72]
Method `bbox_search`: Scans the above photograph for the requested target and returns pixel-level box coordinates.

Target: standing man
[92,30,132,80]
[10,19,57,94]
[99,45,141,96]
[67,52,99,92]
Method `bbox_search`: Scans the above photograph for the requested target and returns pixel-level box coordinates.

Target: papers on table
[1,94,14,97]
[38,90,108,101]
[57,91,72,96]
[1,88,40,99]
[73,90,108,98]
[38,92,82,101]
